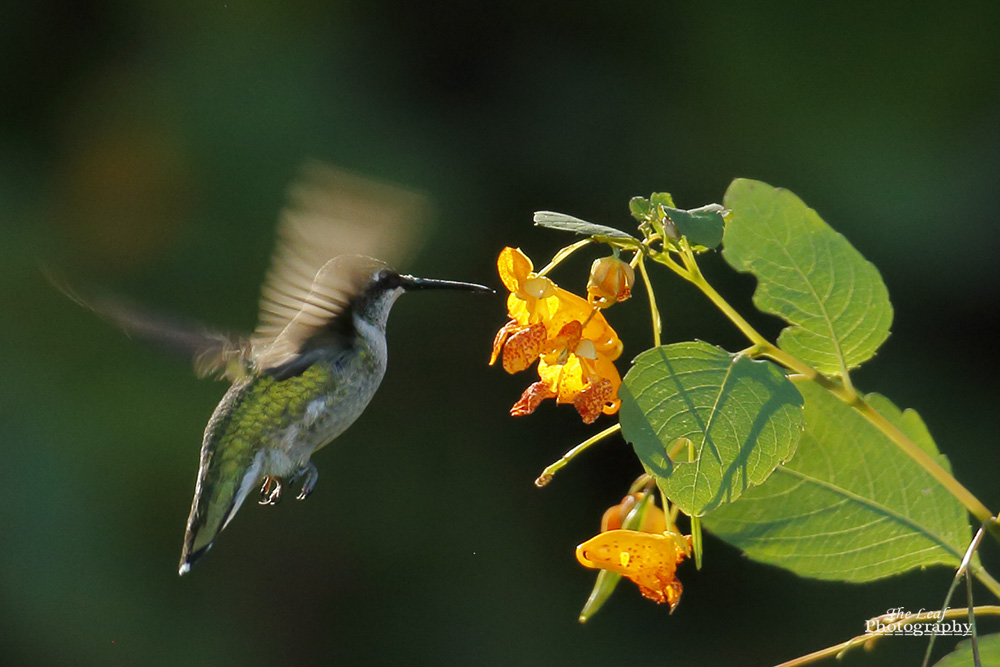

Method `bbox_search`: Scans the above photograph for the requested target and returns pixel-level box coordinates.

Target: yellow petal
[522,276,555,299]
[538,355,586,404]
[542,320,583,362]
[498,247,533,293]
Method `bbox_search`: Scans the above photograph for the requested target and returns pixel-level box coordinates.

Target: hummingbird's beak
[399,275,494,294]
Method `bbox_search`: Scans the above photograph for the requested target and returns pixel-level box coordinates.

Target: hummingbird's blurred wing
[47,273,251,380]
[250,162,428,373]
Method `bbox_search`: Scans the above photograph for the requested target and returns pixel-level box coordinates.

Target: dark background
[2,2,999,666]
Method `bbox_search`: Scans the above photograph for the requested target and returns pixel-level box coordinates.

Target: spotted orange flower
[490,247,623,423]
[576,529,690,612]
[492,247,621,357]
[577,493,691,611]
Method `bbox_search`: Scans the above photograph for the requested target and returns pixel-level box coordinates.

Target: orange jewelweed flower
[495,247,622,358]
[576,529,690,612]
[491,247,624,423]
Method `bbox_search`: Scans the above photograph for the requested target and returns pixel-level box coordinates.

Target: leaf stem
[636,254,661,348]
[536,239,592,278]
[856,397,997,528]
[535,423,621,487]
[656,245,770,348]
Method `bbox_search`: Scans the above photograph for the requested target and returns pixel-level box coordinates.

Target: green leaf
[628,197,652,221]
[933,633,1000,666]
[722,179,893,376]
[703,380,971,582]
[649,192,676,209]
[662,204,726,249]
[619,341,804,516]
[533,211,637,242]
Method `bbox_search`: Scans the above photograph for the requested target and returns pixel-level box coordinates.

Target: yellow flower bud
[587,256,634,307]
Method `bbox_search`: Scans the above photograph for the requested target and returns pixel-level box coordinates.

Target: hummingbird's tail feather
[178,446,264,575]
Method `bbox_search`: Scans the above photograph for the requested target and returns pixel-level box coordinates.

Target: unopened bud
[587,256,635,307]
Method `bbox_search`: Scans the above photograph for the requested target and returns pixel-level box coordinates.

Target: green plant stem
[636,254,661,347]
[647,247,1000,551]
[773,606,1000,667]
[661,245,770,348]
[535,423,621,487]
[536,238,592,277]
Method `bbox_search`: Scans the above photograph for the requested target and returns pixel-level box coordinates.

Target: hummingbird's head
[350,263,493,331]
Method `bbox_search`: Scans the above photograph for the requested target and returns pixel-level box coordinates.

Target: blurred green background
[2,2,999,666]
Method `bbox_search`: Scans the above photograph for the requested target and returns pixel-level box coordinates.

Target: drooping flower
[576,529,690,611]
[490,247,624,423]
[577,493,691,612]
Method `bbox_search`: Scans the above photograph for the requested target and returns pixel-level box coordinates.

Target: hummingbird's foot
[290,462,319,501]
[259,476,283,505]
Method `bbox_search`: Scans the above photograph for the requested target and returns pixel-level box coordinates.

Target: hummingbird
[56,163,492,575]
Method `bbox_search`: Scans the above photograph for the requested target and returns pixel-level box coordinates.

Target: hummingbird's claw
[259,476,283,505]
[291,462,319,501]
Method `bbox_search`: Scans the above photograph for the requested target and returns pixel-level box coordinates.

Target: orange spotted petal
[576,530,689,612]
[490,320,519,366]
[573,378,613,424]
[545,287,622,360]
[542,320,584,363]
[582,353,622,415]
[510,381,557,417]
[502,323,546,374]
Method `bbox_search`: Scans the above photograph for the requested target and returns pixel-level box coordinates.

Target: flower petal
[573,378,613,424]
[498,247,533,293]
[502,323,546,373]
[489,320,518,366]
[542,320,583,364]
[589,354,622,415]
[537,355,586,404]
[510,381,557,417]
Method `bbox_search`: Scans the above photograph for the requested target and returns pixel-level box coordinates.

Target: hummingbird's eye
[375,269,401,289]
